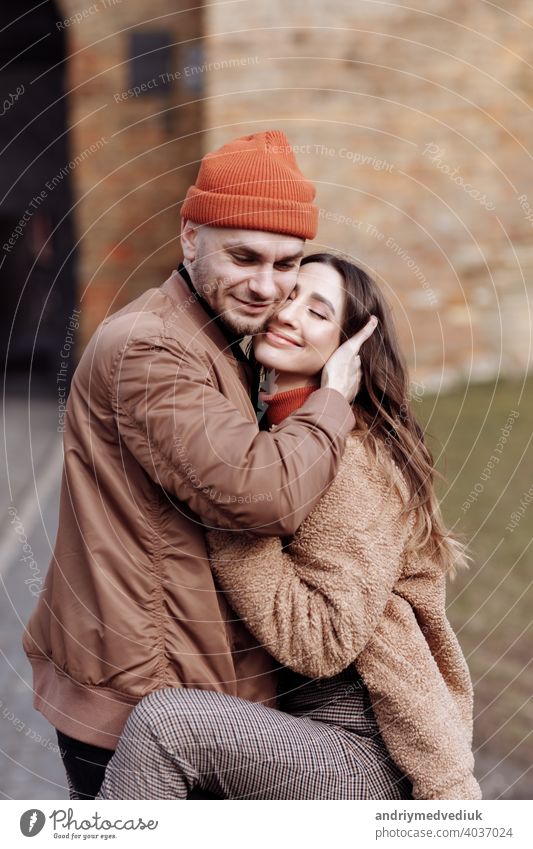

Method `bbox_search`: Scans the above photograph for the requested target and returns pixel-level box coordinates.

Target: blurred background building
[3,0,532,387]
[1,0,532,800]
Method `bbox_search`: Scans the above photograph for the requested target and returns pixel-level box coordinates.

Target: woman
[98,254,480,801]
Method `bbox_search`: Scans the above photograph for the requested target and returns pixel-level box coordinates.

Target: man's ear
[181,219,200,262]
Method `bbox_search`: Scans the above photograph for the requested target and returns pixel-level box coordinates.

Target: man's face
[181,223,305,335]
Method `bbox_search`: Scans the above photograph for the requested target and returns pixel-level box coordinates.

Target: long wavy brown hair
[299,252,468,575]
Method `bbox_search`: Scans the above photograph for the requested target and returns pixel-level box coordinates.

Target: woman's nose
[275,297,300,325]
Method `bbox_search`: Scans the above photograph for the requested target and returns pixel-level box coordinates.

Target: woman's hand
[321,316,377,402]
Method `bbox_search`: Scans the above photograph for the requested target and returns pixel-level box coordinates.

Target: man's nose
[247,266,278,301]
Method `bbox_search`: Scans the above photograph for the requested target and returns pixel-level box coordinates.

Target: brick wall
[202,0,533,389]
[59,0,204,347]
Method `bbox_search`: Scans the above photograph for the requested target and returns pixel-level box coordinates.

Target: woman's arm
[206,440,411,678]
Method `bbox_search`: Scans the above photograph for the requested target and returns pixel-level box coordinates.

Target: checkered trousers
[97,666,412,800]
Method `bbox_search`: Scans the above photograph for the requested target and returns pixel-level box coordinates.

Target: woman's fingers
[347,316,378,353]
[321,319,377,401]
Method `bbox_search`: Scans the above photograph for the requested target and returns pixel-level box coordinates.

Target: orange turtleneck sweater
[260,385,318,427]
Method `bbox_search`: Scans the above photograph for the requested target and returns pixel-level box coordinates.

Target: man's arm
[111,336,354,536]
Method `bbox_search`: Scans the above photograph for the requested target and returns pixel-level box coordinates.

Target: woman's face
[253,262,345,381]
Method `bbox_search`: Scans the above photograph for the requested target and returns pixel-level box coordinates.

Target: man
[23,130,375,798]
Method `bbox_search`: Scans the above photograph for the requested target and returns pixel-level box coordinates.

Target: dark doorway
[0,1,77,385]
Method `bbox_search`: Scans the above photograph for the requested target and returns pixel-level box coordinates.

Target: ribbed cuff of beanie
[181,187,318,240]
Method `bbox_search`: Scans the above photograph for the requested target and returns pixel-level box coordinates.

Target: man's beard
[220,308,271,338]
[193,262,273,337]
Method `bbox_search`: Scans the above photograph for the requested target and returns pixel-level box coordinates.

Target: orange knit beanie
[180,130,318,240]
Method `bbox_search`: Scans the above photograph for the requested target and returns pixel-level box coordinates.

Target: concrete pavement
[1,386,68,799]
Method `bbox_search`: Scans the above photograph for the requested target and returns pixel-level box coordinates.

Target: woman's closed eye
[309,308,328,320]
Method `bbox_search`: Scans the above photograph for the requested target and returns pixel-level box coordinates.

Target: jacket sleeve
[110,337,354,536]
[206,447,411,678]
[356,594,481,800]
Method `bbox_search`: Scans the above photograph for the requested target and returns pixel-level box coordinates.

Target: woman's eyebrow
[310,292,336,314]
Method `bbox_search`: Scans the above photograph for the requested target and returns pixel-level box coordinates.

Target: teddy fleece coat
[207,433,481,801]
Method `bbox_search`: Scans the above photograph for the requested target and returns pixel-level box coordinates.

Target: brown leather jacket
[23,269,355,748]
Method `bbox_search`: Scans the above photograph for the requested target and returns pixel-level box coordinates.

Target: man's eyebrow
[222,242,304,263]
[223,241,261,258]
[280,250,304,263]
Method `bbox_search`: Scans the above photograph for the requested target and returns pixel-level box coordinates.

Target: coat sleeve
[110,337,354,536]
[206,445,412,678]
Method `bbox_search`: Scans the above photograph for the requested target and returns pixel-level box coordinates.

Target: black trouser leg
[57,728,220,799]
[56,730,114,799]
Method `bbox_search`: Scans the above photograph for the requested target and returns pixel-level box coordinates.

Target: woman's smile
[264,328,303,348]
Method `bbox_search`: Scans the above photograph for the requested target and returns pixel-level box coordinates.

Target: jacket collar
[159,266,243,358]
[160,266,259,413]
[175,262,248,363]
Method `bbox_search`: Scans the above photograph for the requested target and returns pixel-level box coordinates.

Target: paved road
[1,388,68,799]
